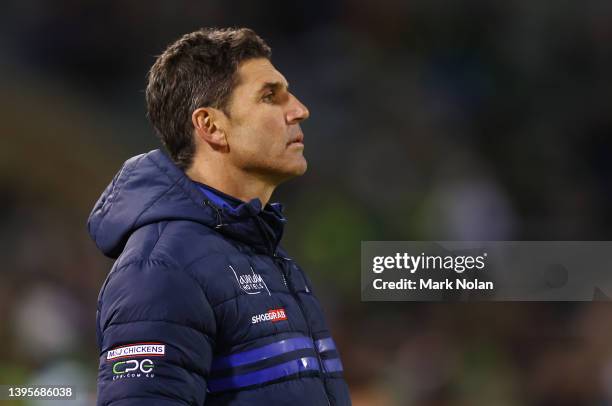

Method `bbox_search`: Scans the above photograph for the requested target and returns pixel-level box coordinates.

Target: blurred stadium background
[1,1,612,405]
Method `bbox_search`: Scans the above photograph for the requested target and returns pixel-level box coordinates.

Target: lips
[287,132,304,145]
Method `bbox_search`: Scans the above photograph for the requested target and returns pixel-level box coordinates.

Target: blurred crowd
[1,0,612,404]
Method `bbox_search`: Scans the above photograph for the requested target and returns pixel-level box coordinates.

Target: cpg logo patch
[112,359,156,380]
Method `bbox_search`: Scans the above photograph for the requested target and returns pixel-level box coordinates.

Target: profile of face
[219,58,310,183]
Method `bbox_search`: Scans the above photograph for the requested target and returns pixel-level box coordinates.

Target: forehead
[234,58,288,92]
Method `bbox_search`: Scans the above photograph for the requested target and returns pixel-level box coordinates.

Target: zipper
[203,199,226,229]
[273,253,332,406]
[279,266,289,288]
[252,216,290,290]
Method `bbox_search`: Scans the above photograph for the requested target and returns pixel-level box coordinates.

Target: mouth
[287,132,304,146]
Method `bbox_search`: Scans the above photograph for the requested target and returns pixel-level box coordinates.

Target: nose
[286,93,310,123]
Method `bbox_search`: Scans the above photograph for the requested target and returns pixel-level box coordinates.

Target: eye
[261,92,275,103]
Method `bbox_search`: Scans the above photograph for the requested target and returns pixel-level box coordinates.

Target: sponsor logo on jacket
[229,265,271,296]
[252,308,287,324]
[112,359,156,380]
[107,343,165,360]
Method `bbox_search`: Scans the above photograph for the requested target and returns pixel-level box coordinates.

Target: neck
[186,157,276,206]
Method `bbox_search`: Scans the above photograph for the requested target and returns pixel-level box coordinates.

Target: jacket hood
[87,149,286,258]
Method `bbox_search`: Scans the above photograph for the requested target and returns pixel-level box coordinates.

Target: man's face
[222,58,310,183]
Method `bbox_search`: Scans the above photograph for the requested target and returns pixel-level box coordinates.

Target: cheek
[231,111,286,156]
[260,114,286,139]
[248,114,286,155]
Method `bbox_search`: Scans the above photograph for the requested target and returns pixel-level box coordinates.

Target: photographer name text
[371,252,494,291]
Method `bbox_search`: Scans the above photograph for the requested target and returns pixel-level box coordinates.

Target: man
[87,28,352,405]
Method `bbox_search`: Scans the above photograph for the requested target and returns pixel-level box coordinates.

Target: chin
[292,158,308,176]
[273,159,308,183]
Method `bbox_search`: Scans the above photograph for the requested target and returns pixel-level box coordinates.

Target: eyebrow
[258,81,289,95]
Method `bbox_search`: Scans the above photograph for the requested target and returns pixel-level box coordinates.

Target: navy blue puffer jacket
[87,149,351,405]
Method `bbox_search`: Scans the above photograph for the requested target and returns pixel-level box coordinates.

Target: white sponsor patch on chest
[251,308,288,324]
[229,265,271,296]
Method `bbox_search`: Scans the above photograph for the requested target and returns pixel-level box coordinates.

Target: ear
[192,107,229,150]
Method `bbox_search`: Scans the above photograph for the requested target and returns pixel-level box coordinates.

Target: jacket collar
[194,181,286,255]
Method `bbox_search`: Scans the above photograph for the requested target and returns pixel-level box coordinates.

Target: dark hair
[145,27,272,169]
